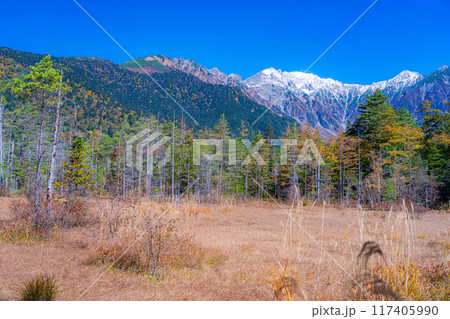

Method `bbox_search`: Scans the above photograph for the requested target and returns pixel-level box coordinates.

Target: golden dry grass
[0,196,448,300]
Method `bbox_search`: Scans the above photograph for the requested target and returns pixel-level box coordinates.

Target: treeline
[0,56,449,223]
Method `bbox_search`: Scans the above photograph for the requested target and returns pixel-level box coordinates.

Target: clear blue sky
[1,0,449,84]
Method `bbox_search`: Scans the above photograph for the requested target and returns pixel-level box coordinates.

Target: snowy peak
[394,70,422,81]
[371,70,423,90]
[246,69,422,94]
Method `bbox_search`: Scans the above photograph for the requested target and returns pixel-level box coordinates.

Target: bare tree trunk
[304,165,307,197]
[357,135,361,205]
[0,96,4,181]
[138,167,142,195]
[379,146,383,203]
[425,164,429,208]
[339,142,343,203]
[46,74,63,217]
[317,161,321,201]
[122,140,126,197]
[33,113,45,227]
[408,156,412,202]
[245,173,248,201]
[6,141,13,192]
[171,112,175,204]
[5,127,13,192]
[117,139,122,198]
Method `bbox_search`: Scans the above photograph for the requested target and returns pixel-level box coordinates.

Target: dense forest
[0,55,449,229]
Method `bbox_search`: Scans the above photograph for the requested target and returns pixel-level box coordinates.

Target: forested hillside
[0,47,293,137]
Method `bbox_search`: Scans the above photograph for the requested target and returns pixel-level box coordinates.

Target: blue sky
[0,0,449,84]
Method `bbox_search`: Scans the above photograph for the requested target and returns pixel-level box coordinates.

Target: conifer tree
[63,135,92,195]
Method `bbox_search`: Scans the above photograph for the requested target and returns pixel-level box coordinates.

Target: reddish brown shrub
[9,198,33,222]
[52,198,95,228]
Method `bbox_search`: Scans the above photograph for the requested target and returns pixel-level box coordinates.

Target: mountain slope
[0,47,294,137]
[121,55,270,108]
[394,65,450,113]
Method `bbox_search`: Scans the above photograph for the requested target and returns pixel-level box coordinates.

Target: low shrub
[89,218,216,278]
[89,241,145,272]
[162,234,208,270]
[0,221,42,243]
[53,198,94,228]
[185,204,213,216]
[9,198,32,222]
[302,198,309,207]
[3,197,92,241]
[1,199,50,242]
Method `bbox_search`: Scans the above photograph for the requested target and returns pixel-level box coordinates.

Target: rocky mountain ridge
[122,56,450,137]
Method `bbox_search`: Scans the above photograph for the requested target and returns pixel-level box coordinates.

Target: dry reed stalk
[268,261,309,301]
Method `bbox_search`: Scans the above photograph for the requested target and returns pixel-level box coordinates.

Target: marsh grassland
[0,197,448,301]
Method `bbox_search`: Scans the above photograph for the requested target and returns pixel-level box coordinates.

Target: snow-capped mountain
[244,68,424,136]
[245,66,450,137]
[122,56,449,138]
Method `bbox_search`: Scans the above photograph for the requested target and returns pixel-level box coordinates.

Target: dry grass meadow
[0,196,448,301]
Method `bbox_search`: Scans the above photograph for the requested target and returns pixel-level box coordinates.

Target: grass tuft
[373,261,449,300]
[268,261,309,301]
[19,275,58,301]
